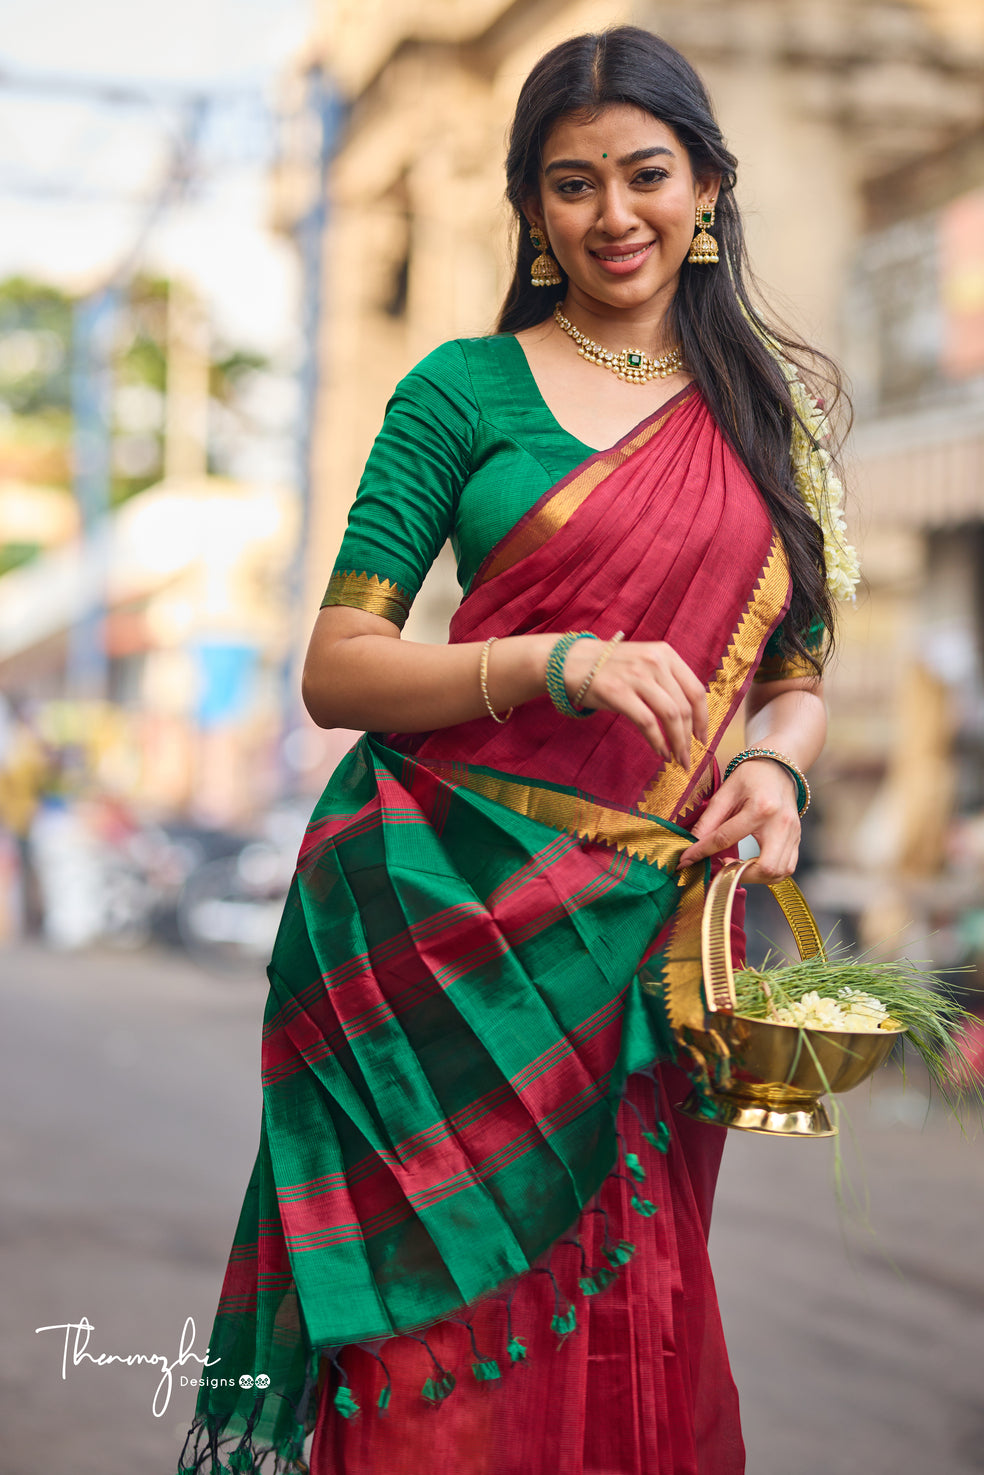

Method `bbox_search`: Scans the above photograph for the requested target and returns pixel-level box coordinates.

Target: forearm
[742,682,827,772]
[302,613,556,731]
[303,609,709,759]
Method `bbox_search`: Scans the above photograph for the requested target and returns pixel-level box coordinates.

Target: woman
[177,26,857,1475]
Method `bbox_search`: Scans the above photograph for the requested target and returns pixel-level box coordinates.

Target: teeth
[595,246,649,262]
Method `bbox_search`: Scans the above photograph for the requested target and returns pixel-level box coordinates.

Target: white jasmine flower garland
[786,372,861,603]
[772,987,899,1033]
[748,312,862,602]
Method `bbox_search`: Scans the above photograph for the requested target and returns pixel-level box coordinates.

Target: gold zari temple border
[321,570,412,628]
[637,538,791,822]
[422,761,689,872]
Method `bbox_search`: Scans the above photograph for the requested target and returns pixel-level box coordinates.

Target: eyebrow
[543,145,675,175]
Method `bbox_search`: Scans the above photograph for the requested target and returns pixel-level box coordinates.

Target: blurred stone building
[276,0,984,937]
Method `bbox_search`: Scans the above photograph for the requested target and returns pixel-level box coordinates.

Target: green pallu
[179,735,696,1473]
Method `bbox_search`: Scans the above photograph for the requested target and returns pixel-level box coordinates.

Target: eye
[634,167,670,186]
[555,178,591,196]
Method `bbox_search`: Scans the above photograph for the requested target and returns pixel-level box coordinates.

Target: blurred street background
[2,0,984,1471]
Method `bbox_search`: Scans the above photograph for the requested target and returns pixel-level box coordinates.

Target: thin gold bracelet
[573,630,625,710]
[479,636,513,724]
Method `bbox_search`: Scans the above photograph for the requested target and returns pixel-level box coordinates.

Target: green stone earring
[688,202,719,265]
[529,225,563,287]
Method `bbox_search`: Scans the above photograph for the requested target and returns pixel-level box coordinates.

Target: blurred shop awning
[854,408,984,527]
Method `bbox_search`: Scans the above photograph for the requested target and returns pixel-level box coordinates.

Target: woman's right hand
[561,637,708,767]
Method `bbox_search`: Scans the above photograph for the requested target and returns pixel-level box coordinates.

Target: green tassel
[642,1120,671,1153]
[422,1372,456,1404]
[333,1384,360,1418]
[579,1264,617,1295]
[472,1358,501,1381]
[377,1384,391,1412]
[631,1194,658,1217]
[605,1239,636,1267]
[507,1336,528,1363]
[624,1151,646,1182]
[229,1451,254,1473]
[551,1305,578,1338]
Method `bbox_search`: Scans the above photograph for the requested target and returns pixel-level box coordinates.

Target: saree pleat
[311,1069,744,1475]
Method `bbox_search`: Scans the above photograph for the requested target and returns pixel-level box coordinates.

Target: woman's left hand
[676,757,801,883]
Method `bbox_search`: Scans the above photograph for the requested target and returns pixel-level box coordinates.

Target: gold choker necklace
[553,304,684,384]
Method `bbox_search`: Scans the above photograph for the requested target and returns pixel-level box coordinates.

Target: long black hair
[497,26,843,672]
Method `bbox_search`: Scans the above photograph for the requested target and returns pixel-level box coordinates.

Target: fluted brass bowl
[675,861,905,1137]
[678,1010,903,1136]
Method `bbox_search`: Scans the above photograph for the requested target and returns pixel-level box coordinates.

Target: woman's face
[529,103,717,316]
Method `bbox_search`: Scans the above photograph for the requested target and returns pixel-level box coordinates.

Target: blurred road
[2,940,983,1475]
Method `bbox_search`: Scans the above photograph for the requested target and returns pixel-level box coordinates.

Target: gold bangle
[479,636,513,724]
[573,630,625,710]
[722,747,811,817]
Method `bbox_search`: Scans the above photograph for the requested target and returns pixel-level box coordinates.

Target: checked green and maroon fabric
[179,383,791,1473]
[179,736,685,1472]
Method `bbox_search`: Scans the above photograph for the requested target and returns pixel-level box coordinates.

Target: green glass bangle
[722,747,811,818]
[545,631,598,718]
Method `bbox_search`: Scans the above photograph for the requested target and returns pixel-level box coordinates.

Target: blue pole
[279,68,345,788]
[67,285,120,701]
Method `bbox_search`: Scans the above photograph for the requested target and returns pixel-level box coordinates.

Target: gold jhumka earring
[529,225,563,287]
[687,203,719,265]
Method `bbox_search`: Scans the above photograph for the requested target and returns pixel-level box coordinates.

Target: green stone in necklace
[553,303,684,384]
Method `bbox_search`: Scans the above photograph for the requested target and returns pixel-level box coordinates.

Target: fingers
[737,839,800,886]
[675,659,709,746]
[677,768,801,877]
[584,642,708,766]
[649,650,708,753]
[615,689,673,761]
[678,813,754,869]
[636,671,696,768]
[679,820,799,880]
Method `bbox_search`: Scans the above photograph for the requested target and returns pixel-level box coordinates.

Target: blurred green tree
[0,274,270,575]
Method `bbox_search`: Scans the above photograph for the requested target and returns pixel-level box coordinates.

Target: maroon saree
[309,388,789,1474]
[179,387,791,1475]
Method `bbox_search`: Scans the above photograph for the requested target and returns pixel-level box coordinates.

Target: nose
[596,183,639,238]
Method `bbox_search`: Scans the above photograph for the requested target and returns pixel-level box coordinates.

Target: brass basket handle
[701,860,826,1013]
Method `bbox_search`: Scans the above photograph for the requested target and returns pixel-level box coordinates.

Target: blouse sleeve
[753,616,825,683]
[320,340,478,629]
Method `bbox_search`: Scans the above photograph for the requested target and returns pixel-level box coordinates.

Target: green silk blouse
[320,333,814,678]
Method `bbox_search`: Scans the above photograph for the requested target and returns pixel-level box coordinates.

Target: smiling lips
[589,241,656,273]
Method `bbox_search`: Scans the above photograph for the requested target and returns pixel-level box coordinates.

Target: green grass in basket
[733,951,979,1103]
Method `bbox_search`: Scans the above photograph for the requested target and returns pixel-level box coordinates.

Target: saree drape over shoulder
[177,349,795,1475]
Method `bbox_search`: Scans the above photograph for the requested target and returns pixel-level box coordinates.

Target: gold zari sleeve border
[752,649,819,684]
[321,571,412,629]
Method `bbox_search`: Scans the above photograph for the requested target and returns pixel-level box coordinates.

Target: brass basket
[675,860,904,1138]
